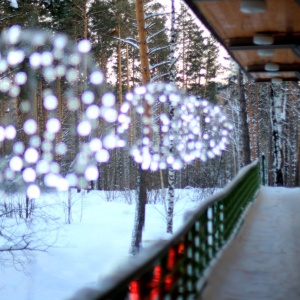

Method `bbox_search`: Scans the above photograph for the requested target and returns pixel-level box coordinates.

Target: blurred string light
[117,83,189,171]
[117,83,233,171]
[0,26,122,198]
[0,26,232,198]
[179,97,233,163]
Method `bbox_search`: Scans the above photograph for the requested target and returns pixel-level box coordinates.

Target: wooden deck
[200,186,300,300]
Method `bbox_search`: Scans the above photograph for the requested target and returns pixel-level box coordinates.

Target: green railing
[70,161,260,300]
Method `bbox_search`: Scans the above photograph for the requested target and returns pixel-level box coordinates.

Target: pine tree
[130,0,151,255]
[202,35,219,101]
[238,68,251,166]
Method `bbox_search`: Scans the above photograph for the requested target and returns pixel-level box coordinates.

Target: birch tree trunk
[166,0,176,234]
[288,83,298,186]
[270,83,284,186]
[182,11,186,90]
[255,84,260,157]
[247,82,256,160]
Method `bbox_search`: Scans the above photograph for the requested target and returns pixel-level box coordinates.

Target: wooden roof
[184,0,300,82]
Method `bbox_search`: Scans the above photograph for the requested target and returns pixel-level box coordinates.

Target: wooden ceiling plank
[228,36,300,51]
[295,71,300,80]
[292,46,300,58]
[193,0,227,2]
[255,78,299,82]
[229,44,295,51]
[234,49,300,68]
[248,64,300,72]
[185,0,300,82]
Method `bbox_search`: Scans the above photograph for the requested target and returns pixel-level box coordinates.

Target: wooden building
[184,0,300,83]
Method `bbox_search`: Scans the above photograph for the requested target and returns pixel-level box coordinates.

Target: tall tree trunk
[271,83,284,186]
[135,0,151,85]
[116,23,123,189]
[238,69,251,166]
[131,165,147,254]
[117,24,123,104]
[126,43,130,93]
[25,196,30,219]
[82,0,88,86]
[247,83,256,160]
[100,51,107,82]
[203,52,210,98]
[130,0,151,255]
[166,0,176,234]
[182,17,186,90]
[296,115,300,185]
[255,84,260,157]
[56,77,62,144]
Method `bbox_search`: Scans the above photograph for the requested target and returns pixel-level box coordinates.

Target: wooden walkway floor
[200,186,300,300]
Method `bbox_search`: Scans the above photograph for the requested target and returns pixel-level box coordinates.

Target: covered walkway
[201,186,300,300]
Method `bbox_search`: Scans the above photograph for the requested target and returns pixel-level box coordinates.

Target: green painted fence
[70,160,260,300]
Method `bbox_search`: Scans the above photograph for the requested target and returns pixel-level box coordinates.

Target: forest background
[0,0,300,259]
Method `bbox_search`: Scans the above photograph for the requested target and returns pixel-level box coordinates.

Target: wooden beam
[295,71,300,80]
[229,44,294,51]
[293,46,300,58]
[193,0,225,2]
[228,36,300,51]
[255,78,299,82]
[247,64,300,73]
[183,0,252,79]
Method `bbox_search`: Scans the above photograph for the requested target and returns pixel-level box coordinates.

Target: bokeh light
[0,26,124,197]
[0,26,232,197]
[117,82,232,170]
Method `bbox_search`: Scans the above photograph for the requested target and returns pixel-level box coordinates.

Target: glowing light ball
[0,26,124,196]
[117,83,232,170]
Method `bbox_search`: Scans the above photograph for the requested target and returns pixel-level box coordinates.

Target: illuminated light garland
[0,26,123,197]
[179,96,233,163]
[117,83,232,171]
[0,26,233,196]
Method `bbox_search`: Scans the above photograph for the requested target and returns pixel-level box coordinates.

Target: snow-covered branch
[150,60,171,71]
[113,37,139,50]
[151,72,169,82]
[145,22,156,30]
[169,55,180,70]
[146,28,166,43]
[145,12,169,20]
[148,45,170,55]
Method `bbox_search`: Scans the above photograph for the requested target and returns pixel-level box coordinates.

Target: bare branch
[0,13,24,22]
[0,209,20,218]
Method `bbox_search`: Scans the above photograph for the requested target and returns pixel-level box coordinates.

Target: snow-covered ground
[0,188,210,300]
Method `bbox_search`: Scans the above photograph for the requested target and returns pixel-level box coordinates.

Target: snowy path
[201,186,300,300]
